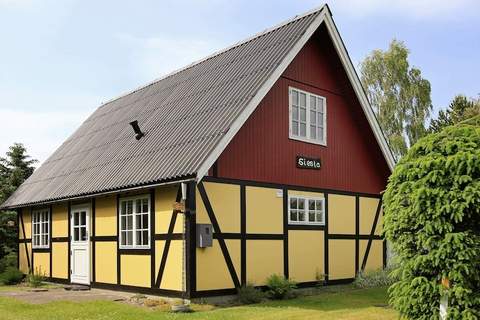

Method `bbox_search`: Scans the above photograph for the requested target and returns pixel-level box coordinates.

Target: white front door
[70,205,90,285]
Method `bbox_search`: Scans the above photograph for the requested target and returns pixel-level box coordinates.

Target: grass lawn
[0,286,397,320]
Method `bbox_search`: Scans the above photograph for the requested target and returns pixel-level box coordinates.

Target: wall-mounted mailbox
[196,224,213,248]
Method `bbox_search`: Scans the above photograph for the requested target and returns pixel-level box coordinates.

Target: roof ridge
[99,4,327,108]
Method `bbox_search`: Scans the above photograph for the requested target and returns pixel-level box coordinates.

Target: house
[1,5,394,298]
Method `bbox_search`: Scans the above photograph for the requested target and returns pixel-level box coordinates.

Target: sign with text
[296,156,321,170]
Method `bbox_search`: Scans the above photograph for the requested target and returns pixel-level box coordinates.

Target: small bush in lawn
[26,267,46,287]
[354,266,398,289]
[237,284,265,304]
[266,274,297,300]
[0,267,24,285]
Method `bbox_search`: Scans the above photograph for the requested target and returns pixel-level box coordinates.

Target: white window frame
[119,194,151,249]
[288,195,325,226]
[289,86,327,146]
[32,208,50,249]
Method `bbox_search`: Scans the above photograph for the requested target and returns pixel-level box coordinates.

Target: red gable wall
[212,25,390,194]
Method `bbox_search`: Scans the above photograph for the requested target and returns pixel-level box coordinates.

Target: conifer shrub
[383,119,480,319]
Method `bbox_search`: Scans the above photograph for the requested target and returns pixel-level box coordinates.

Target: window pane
[310,110,316,125]
[127,216,133,230]
[74,212,79,226]
[142,199,149,213]
[298,210,305,221]
[136,231,142,245]
[127,201,133,214]
[309,200,315,210]
[127,231,133,245]
[309,212,315,222]
[290,198,297,209]
[80,227,87,241]
[142,231,149,245]
[290,210,298,221]
[299,93,306,107]
[316,213,323,223]
[318,98,324,112]
[74,228,79,241]
[310,125,316,139]
[318,113,323,126]
[292,121,298,135]
[121,201,127,215]
[300,107,306,122]
[310,96,316,110]
[298,199,305,210]
[318,127,324,141]
[121,216,126,230]
[135,214,141,229]
[121,232,126,245]
[316,200,323,211]
[292,90,298,105]
[81,212,86,225]
[300,123,306,137]
[292,106,298,120]
[135,199,141,213]
[142,214,148,229]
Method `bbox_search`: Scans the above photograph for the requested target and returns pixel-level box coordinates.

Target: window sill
[289,135,327,147]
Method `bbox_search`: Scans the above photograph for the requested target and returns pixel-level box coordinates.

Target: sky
[0,0,478,164]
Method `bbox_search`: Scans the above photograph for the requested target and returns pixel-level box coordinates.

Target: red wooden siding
[213,25,390,194]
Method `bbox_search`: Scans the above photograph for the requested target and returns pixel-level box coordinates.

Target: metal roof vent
[129,120,145,140]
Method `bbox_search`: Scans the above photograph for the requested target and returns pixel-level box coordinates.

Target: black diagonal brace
[198,182,241,288]
[155,187,182,287]
[361,198,382,271]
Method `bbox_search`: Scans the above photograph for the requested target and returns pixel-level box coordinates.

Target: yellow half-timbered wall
[17,178,385,297]
[194,178,385,295]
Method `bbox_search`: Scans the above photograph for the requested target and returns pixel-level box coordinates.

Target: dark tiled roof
[2,6,325,208]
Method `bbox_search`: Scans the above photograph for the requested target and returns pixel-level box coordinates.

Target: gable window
[289,196,325,225]
[289,87,327,145]
[119,195,150,249]
[32,208,50,249]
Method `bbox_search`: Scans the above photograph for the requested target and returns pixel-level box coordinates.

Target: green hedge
[383,119,480,319]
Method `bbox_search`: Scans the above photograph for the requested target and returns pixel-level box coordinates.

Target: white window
[289,196,325,225]
[289,87,327,145]
[32,208,50,248]
[119,195,150,249]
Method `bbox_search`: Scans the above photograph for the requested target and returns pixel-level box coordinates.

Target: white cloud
[330,0,478,19]
[115,33,224,81]
[0,106,95,165]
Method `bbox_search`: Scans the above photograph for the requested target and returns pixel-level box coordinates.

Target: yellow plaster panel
[196,188,211,225]
[52,242,68,279]
[18,243,31,274]
[160,240,183,291]
[246,187,283,234]
[155,186,180,233]
[52,203,68,237]
[95,196,117,236]
[359,240,384,272]
[328,195,355,235]
[196,240,240,291]
[95,242,117,284]
[359,197,382,235]
[33,252,50,277]
[288,231,324,282]
[246,240,283,285]
[328,240,355,280]
[20,208,32,239]
[203,182,240,233]
[121,255,151,287]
